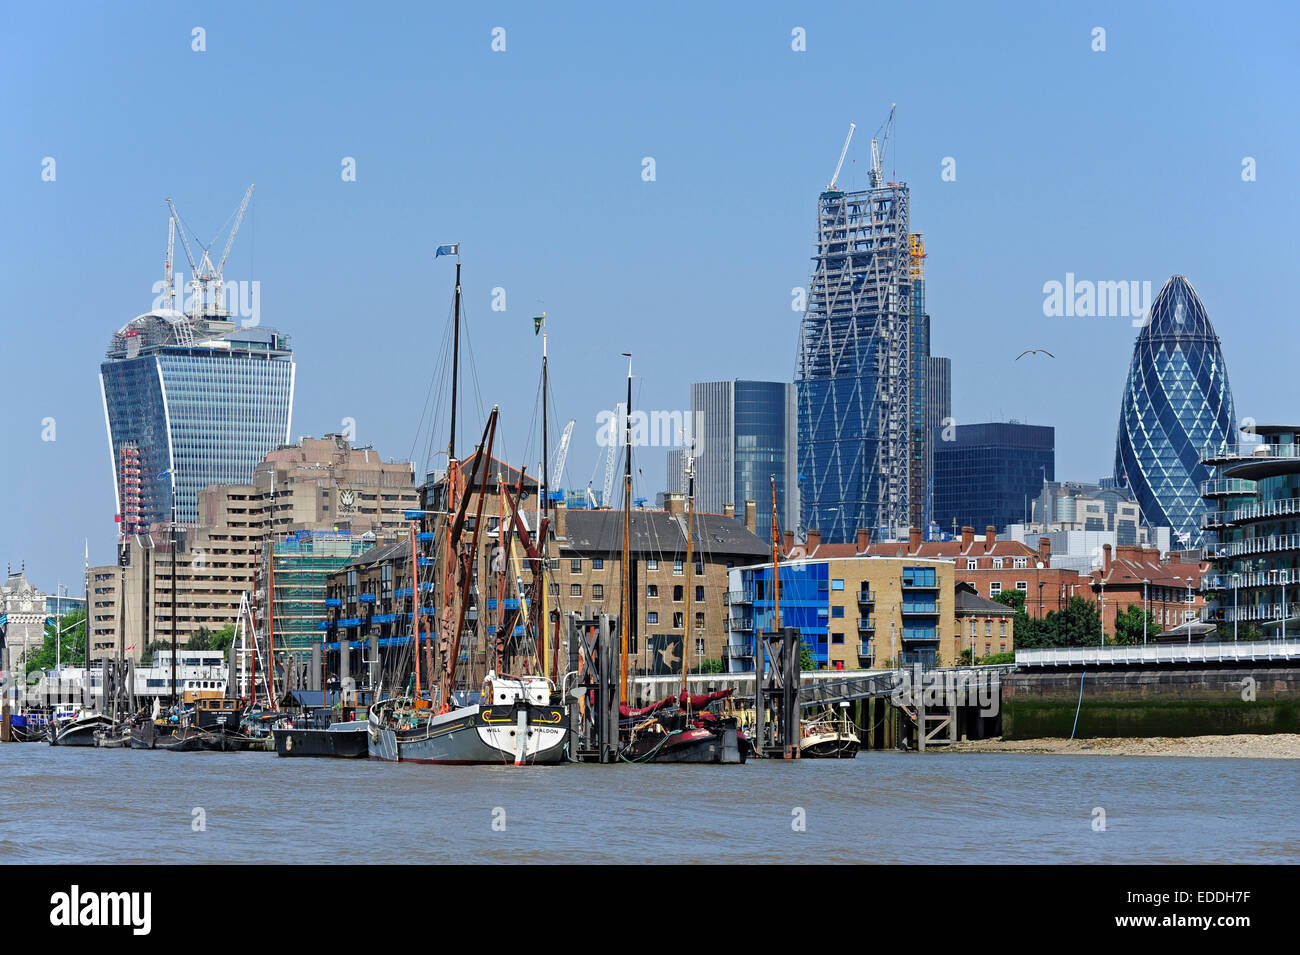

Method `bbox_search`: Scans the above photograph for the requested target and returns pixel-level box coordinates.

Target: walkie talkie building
[1114,275,1235,548]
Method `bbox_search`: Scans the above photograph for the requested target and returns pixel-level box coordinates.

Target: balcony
[1205,569,1300,590]
[1221,534,1300,559]
[857,587,875,604]
[1200,477,1257,498]
[730,618,754,631]
[901,600,940,615]
[1202,441,1300,465]
[857,616,875,632]
[725,589,753,605]
[727,636,755,659]
[857,641,873,661]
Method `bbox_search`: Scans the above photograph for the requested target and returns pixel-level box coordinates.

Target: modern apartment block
[725,553,958,671]
[101,312,295,528]
[1200,425,1300,637]
[798,171,913,544]
[685,380,797,540]
[1115,275,1235,548]
[932,422,1055,534]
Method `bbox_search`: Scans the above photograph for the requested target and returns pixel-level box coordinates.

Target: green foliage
[1013,596,1103,649]
[1112,604,1161,645]
[186,625,236,653]
[993,588,1026,611]
[982,651,1016,664]
[957,648,973,666]
[25,608,87,674]
[691,658,724,674]
[799,646,816,671]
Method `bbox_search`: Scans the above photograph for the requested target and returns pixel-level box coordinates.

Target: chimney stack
[961,526,975,550]
[909,527,922,553]
[723,502,735,519]
[1038,535,1051,566]
[784,529,794,554]
[1102,542,1112,573]
[554,495,567,539]
[743,500,757,535]
[857,528,871,553]
[985,525,997,552]
[665,492,685,516]
[806,529,821,551]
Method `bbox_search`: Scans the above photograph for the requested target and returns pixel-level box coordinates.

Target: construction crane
[828,123,856,190]
[163,216,177,312]
[869,104,896,189]
[549,419,575,497]
[164,184,255,317]
[601,402,624,508]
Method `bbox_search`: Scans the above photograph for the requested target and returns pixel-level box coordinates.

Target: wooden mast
[410,521,423,703]
[539,314,550,680]
[438,260,463,710]
[619,355,633,705]
[680,452,695,707]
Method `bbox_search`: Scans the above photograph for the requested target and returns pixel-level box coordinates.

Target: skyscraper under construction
[797,109,919,544]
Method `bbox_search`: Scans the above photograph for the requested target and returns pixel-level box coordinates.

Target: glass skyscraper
[686,380,796,538]
[1114,275,1235,548]
[798,181,913,544]
[100,312,294,528]
[932,422,1055,533]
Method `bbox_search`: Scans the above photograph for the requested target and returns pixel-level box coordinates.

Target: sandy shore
[942,734,1300,759]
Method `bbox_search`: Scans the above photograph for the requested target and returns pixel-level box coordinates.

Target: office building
[932,422,1055,534]
[1114,275,1235,548]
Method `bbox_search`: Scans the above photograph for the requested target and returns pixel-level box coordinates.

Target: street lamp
[1232,572,1239,642]
[1142,578,1150,646]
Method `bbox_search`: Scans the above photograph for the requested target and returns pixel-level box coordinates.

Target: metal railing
[1016,640,1300,667]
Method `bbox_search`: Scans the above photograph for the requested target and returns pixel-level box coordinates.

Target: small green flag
[533,315,545,335]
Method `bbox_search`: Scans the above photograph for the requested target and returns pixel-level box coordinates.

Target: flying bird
[1016,349,1056,360]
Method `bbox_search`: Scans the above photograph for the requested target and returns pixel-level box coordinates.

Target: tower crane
[869,104,896,188]
[828,123,856,190]
[601,403,624,508]
[163,216,177,312]
[549,419,575,497]
[164,184,255,318]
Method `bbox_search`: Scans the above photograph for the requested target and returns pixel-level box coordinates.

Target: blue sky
[3,1,1298,590]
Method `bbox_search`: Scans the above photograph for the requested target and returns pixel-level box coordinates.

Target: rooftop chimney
[743,500,757,535]
[857,528,871,553]
[985,525,997,552]
[664,492,685,516]
[554,496,567,539]
[1038,535,1051,567]
[723,502,735,519]
[806,529,821,551]
[1102,542,1112,573]
[909,527,922,553]
[961,526,975,550]
[784,529,794,555]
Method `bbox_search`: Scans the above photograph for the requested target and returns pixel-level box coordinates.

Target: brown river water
[1,746,1296,864]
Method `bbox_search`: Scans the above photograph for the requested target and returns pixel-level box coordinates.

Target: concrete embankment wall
[1002,667,1300,739]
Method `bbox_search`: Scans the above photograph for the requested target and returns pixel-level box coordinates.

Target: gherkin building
[1114,275,1235,548]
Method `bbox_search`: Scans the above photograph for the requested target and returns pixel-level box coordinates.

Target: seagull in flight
[1016,349,1055,360]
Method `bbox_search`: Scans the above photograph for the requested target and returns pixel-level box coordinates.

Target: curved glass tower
[1114,275,1234,547]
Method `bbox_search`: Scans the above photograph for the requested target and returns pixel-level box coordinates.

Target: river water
[2,747,1296,864]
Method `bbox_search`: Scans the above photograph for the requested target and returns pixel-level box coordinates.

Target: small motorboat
[799,706,860,758]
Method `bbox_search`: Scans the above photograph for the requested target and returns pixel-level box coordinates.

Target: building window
[985,621,992,636]
[647,584,658,598]
[592,584,604,600]
[831,606,845,618]
[993,557,1004,569]
[969,620,976,636]
[647,612,658,624]
[673,585,683,601]
[673,560,684,575]
[592,558,604,570]
[1000,620,1007,637]
[694,612,704,628]
[695,585,704,602]
[647,559,658,571]
[695,637,705,657]
[1015,581,1028,591]
[989,582,1002,596]
[673,612,683,629]
[831,579,845,591]
[831,633,844,644]
[570,584,582,597]
[1013,557,1027,569]
[966,559,978,570]
[570,559,582,573]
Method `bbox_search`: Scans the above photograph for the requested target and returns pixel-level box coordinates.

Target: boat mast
[619,355,632,705]
[410,522,422,701]
[681,450,695,708]
[539,314,550,680]
[170,481,178,707]
[438,259,463,709]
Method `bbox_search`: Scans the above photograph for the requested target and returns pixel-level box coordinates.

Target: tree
[24,608,87,674]
[799,646,816,671]
[1113,604,1161,645]
[186,625,236,653]
[1013,597,1101,649]
[993,588,1026,612]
